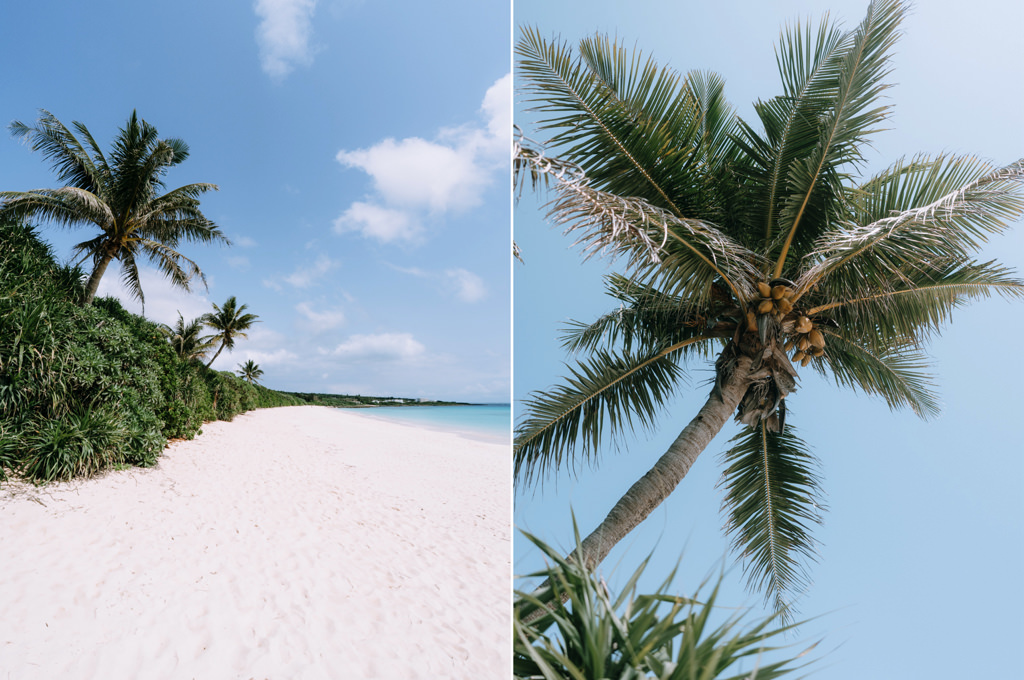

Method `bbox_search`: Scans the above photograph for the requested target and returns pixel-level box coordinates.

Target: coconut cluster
[748,281,825,367]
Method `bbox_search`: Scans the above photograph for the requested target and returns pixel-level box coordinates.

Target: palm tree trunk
[521,353,762,621]
[81,252,115,305]
[205,342,225,369]
[571,353,758,571]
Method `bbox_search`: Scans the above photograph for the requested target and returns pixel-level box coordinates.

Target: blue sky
[514,0,1023,677]
[0,0,510,403]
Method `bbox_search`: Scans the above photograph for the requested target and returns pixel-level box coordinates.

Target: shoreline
[0,405,510,679]
[341,404,510,445]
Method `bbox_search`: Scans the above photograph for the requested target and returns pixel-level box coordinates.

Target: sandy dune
[0,405,510,679]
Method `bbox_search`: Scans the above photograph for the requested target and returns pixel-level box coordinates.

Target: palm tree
[514,0,1024,614]
[237,360,264,385]
[203,296,259,368]
[159,313,215,363]
[0,109,227,306]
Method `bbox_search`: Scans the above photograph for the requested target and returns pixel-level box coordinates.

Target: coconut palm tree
[237,360,264,385]
[159,313,215,363]
[203,296,259,368]
[514,0,1024,614]
[0,109,227,306]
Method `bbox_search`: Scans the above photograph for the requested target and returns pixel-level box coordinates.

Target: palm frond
[8,110,104,191]
[731,13,847,252]
[560,274,732,356]
[0,188,114,230]
[797,157,1024,299]
[771,0,907,277]
[140,238,206,293]
[718,422,825,618]
[818,329,940,418]
[806,259,1024,348]
[514,342,697,488]
[533,149,760,303]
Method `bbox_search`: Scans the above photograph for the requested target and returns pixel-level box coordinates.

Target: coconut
[798,335,811,351]
[801,354,812,367]
[757,281,772,298]
[746,311,758,331]
[809,329,825,349]
[777,297,793,314]
[758,299,775,315]
[771,285,787,300]
[793,350,806,362]
[796,316,812,334]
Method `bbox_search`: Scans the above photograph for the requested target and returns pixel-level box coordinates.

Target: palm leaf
[560,274,732,356]
[718,422,825,618]
[771,0,907,277]
[515,343,699,488]
[797,157,1024,300]
[8,110,104,191]
[731,13,847,252]
[817,329,940,418]
[806,259,1024,349]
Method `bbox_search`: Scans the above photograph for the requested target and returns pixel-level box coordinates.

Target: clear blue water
[346,404,510,444]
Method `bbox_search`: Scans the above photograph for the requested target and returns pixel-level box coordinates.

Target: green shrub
[1,220,303,485]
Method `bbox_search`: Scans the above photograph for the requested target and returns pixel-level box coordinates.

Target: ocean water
[347,404,510,444]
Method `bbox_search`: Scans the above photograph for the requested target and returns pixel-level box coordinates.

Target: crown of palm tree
[237,359,264,385]
[514,0,1024,615]
[159,312,215,363]
[0,109,227,306]
[203,296,260,369]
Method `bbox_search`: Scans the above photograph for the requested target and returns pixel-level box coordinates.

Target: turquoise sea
[346,404,510,444]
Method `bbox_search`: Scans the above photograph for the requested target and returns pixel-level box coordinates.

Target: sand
[0,405,510,679]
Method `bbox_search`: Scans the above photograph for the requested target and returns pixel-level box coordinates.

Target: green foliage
[515,531,818,679]
[0,220,300,484]
[515,0,1024,614]
[0,109,226,306]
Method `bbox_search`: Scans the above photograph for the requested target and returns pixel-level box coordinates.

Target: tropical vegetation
[160,312,215,363]
[0,109,226,306]
[514,0,1024,614]
[515,531,816,679]
[203,295,259,368]
[0,219,303,484]
[237,359,264,385]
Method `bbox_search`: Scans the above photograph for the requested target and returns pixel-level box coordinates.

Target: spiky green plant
[515,531,818,679]
[159,312,215,363]
[514,0,1024,615]
[0,109,227,305]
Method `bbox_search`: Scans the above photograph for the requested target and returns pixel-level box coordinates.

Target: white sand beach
[0,405,510,679]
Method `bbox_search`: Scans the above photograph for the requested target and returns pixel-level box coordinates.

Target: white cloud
[296,301,345,331]
[233,234,258,248]
[481,73,512,146]
[326,333,426,361]
[254,0,318,81]
[95,266,211,327]
[445,268,486,302]
[332,201,422,243]
[208,327,296,372]
[334,72,511,244]
[226,255,251,270]
[265,254,339,290]
[337,137,487,213]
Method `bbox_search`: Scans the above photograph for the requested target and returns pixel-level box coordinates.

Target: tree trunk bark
[205,342,225,369]
[81,251,115,305]
[521,352,761,621]
[570,354,757,571]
